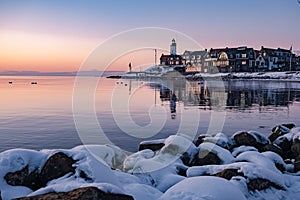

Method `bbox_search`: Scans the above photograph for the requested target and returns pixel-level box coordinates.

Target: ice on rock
[68,147,121,188]
[126,135,195,173]
[123,149,155,172]
[159,176,246,200]
[161,134,197,157]
[71,144,127,170]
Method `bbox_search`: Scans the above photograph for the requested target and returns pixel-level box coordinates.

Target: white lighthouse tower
[170,38,176,55]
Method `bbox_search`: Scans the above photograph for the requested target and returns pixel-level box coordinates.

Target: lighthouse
[170,38,176,55]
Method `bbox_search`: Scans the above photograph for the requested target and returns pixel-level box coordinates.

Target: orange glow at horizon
[0,30,100,72]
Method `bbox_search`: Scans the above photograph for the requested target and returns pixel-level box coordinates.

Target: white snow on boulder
[202,132,234,149]
[235,151,280,172]
[159,176,246,200]
[232,146,258,157]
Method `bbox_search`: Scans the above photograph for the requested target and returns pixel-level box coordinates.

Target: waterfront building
[182,50,208,72]
[204,46,256,73]
[160,39,186,73]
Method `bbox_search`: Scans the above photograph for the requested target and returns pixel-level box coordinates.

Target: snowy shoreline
[1,124,300,199]
[116,68,300,82]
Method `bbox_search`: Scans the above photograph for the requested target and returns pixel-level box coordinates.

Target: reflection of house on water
[153,79,300,112]
[226,81,300,111]
[121,79,300,113]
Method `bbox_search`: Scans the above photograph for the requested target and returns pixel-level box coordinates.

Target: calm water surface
[1,76,300,153]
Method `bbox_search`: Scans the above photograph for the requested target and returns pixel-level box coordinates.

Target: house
[255,46,293,71]
[182,50,208,72]
[203,46,256,73]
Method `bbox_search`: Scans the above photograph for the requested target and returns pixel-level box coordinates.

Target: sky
[0,0,299,72]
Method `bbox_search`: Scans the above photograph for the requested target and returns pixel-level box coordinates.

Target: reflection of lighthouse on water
[170,93,177,119]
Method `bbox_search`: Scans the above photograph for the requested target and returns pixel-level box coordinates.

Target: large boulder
[5,152,76,191]
[39,152,75,185]
[191,143,234,166]
[232,131,269,151]
[191,149,221,166]
[14,186,134,200]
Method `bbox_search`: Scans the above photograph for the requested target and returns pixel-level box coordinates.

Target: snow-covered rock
[159,176,246,200]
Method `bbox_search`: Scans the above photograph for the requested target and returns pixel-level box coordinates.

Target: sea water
[1,76,300,153]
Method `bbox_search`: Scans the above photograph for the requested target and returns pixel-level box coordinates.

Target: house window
[219,52,228,60]
[242,54,247,58]
[242,61,247,65]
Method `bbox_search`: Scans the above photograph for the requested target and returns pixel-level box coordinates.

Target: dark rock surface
[213,169,244,180]
[194,135,206,147]
[14,187,134,200]
[39,152,76,185]
[262,144,283,157]
[269,125,291,142]
[5,152,76,191]
[138,142,165,152]
[191,150,221,166]
[291,140,300,158]
[275,137,293,159]
[233,132,260,149]
[294,155,300,172]
[247,178,284,191]
[4,166,39,190]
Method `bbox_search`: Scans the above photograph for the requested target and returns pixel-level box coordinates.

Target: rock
[282,123,296,129]
[269,125,291,142]
[233,131,270,150]
[138,142,165,152]
[39,152,76,186]
[180,152,191,166]
[213,169,244,180]
[294,155,300,172]
[291,140,300,158]
[261,144,283,157]
[247,178,284,191]
[5,152,76,191]
[14,186,134,200]
[191,150,221,166]
[233,131,260,149]
[194,135,206,147]
[274,137,293,159]
[4,166,39,190]
[195,133,232,150]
